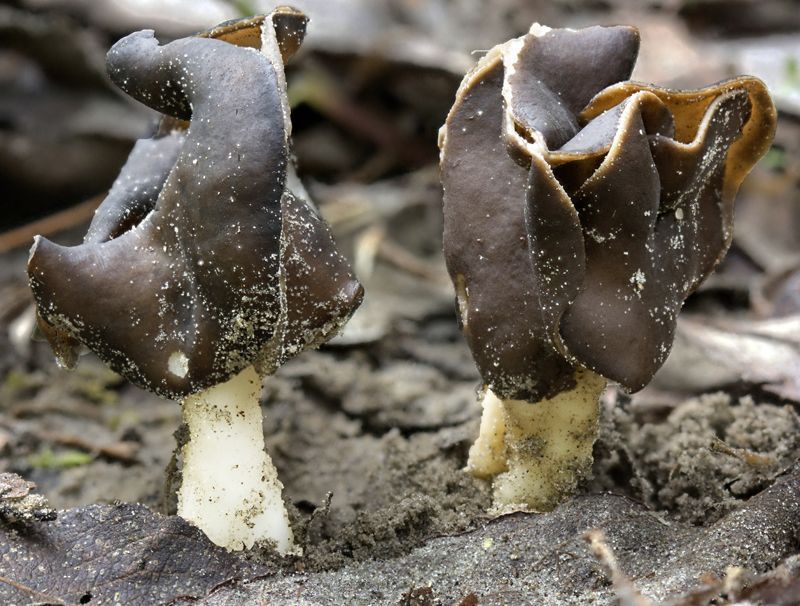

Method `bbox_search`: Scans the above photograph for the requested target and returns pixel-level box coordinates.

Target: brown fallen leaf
[0,503,268,605]
[193,466,800,605]
[653,315,800,400]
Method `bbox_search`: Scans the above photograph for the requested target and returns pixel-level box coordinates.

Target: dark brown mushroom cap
[275,180,364,371]
[440,24,776,401]
[27,10,362,399]
[83,133,185,245]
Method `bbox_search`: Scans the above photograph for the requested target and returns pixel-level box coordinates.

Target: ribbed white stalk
[178,365,294,553]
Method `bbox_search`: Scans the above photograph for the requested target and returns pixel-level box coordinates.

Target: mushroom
[27,9,363,553]
[439,23,776,510]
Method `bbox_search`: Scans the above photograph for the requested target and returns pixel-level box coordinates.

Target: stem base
[467,369,606,510]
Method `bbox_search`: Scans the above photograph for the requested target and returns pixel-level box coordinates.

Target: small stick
[377,237,447,284]
[290,68,433,169]
[37,432,140,464]
[709,437,778,469]
[0,195,102,254]
[0,575,66,605]
[584,530,654,606]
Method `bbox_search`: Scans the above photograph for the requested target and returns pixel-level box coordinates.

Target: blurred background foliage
[1,0,798,230]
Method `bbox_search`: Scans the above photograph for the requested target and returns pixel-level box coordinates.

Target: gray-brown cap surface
[28,9,362,399]
[440,24,776,401]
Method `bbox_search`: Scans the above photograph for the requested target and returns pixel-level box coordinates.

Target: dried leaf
[0,503,267,606]
[194,466,800,605]
[653,315,800,400]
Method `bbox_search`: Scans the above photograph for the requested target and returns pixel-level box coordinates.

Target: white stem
[466,389,508,478]
[467,369,607,510]
[178,365,294,553]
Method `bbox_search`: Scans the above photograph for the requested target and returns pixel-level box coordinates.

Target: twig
[377,237,447,284]
[290,67,433,169]
[353,224,446,284]
[709,437,778,469]
[0,575,66,605]
[584,530,655,606]
[0,195,102,254]
[354,225,385,280]
[37,432,139,464]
